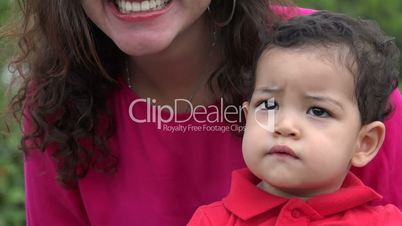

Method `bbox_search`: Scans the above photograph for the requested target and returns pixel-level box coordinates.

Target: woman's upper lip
[268,145,299,159]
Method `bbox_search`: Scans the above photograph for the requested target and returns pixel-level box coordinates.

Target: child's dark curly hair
[248,11,400,124]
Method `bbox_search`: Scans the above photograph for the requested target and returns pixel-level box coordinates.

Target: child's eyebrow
[304,95,344,110]
[254,87,282,94]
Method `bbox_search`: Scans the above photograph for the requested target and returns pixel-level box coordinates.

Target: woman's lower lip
[108,1,173,22]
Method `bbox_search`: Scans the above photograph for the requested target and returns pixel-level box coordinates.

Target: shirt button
[291,208,302,218]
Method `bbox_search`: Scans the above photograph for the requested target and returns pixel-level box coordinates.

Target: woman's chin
[113,36,174,56]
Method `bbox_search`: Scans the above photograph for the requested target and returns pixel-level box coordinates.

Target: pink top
[24,80,245,226]
[24,8,402,226]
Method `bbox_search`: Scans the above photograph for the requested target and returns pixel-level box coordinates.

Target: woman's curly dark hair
[4,0,287,187]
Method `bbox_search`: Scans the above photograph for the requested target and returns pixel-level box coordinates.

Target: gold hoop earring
[208,0,236,27]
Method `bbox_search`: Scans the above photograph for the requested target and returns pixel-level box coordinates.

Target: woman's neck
[127,15,221,112]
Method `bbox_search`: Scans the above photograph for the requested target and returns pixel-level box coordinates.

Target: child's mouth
[268,145,300,159]
[112,0,172,14]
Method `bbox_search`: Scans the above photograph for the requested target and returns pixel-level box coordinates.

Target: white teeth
[132,2,140,11]
[141,1,150,11]
[125,1,132,11]
[116,0,170,14]
[149,0,156,9]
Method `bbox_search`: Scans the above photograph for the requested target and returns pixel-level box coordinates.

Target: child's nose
[273,114,301,139]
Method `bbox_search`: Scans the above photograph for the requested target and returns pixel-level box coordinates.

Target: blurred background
[0,0,401,225]
[1,0,25,226]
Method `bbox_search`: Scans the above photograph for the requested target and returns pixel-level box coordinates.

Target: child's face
[242,47,363,198]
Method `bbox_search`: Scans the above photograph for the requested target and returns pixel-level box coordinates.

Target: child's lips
[267,145,300,159]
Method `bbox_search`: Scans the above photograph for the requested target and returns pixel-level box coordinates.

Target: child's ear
[351,121,385,167]
[242,101,249,118]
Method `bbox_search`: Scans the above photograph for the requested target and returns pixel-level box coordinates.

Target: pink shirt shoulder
[271,5,317,19]
[24,80,245,226]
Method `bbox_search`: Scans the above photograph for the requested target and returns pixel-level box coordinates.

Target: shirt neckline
[223,168,382,221]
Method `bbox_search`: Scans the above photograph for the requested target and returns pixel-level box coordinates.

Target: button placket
[276,199,313,225]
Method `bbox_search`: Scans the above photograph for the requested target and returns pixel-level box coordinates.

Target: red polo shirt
[188,168,402,225]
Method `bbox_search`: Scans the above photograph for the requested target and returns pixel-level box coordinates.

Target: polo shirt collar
[223,168,382,221]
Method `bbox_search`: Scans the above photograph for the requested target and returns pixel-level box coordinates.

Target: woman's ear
[351,121,385,167]
[242,101,249,118]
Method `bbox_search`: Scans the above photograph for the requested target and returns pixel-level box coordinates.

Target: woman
[8,0,402,225]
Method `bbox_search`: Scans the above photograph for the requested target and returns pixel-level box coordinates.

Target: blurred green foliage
[297,0,402,81]
[0,0,25,225]
[0,1,401,226]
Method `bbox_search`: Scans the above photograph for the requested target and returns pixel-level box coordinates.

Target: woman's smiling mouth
[113,0,172,14]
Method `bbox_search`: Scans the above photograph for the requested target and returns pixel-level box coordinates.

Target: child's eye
[256,100,278,110]
[307,107,331,118]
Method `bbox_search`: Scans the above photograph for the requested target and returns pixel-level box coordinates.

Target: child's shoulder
[371,204,402,222]
[187,201,232,226]
[344,203,402,225]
